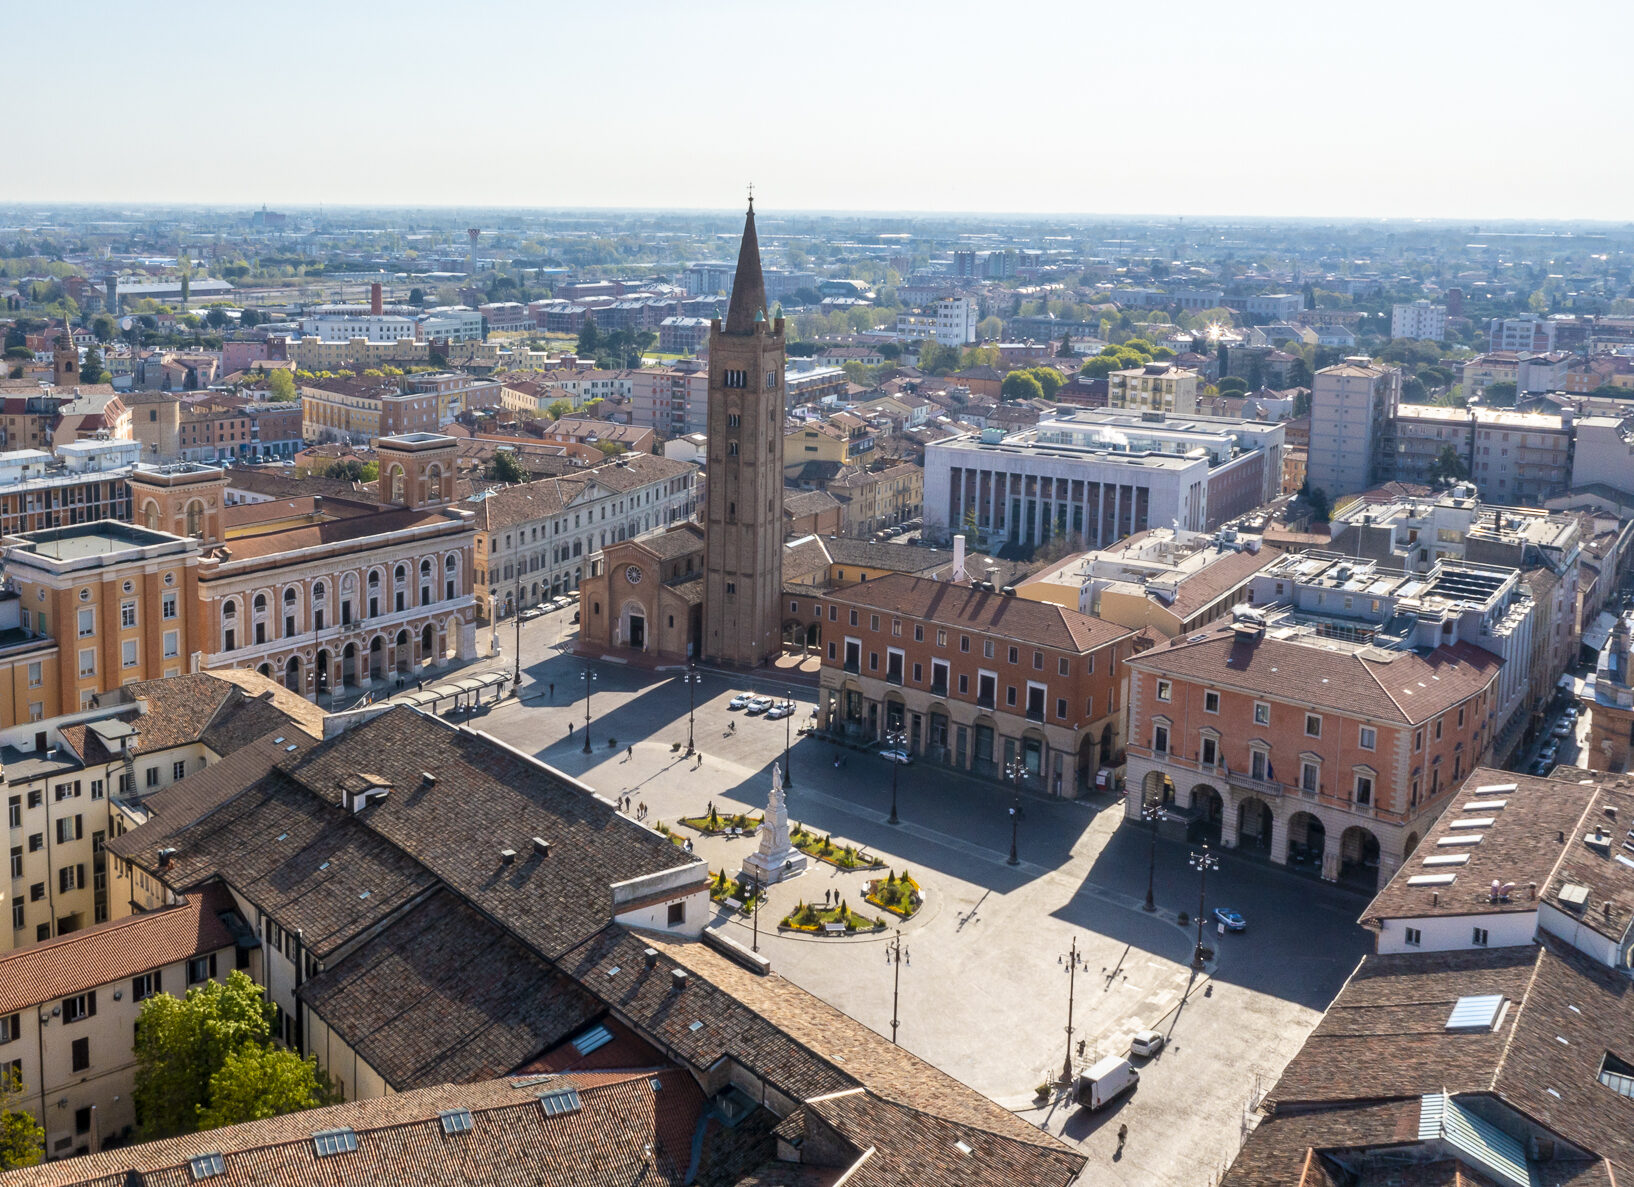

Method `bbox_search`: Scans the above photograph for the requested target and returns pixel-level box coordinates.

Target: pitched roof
[1166,545,1283,618]
[1130,629,1501,725]
[830,573,1134,653]
[0,884,236,1014]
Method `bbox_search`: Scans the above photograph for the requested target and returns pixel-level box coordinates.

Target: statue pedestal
[740,762,807,887]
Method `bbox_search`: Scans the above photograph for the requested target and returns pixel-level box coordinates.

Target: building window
[146,768,159,788]
[25,663,40,690]
[1414,729,1423,752]
[63,992,95,1023]
[132,972,158,1001]
[1155,680,1171,702]
[1204,690,1220,714]
[1472,927,1488,946]
[163,631,179,659]
[1007,646,1018,664]
[667,902,686,927]
[1305,714,1321,738]
[1404,927,1422,946]
[0,1015,16,1044]
[1354,774,1373,806]
[1153,725,1169,754]
[1201,737,1218,766]
[162,592,177,619]
[122,639,138,668]
[1058,657,1070,677]
[1301,761,1319,794]
[913,625,923,642]
[960,635,970,652]
[1359,726,1376,751]
[77,608,93,638]
[188,954,217,984]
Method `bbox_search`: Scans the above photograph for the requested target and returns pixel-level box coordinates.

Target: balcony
[929,681,948,698]
[843,659,860,675]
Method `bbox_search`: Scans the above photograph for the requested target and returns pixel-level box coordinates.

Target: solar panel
[189,1153,225,1180]
[1445,994,1506,1033]
[439,1109,474,1135]
[312,1128,359,1156]
[538,1087,582,1118]
[570,1024,613,1056]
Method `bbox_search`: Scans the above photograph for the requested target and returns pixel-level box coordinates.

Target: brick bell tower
[702,195,785,667]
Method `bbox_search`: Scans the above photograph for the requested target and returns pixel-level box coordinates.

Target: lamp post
[1004,758,1025,866]
[882,726,906,825]
[783,689,795,789]
[580,668,596,754]
[513,571,523,688]
[1141,801,1164,912]
[746,873,761,954]
[1058,935,1086,1084]
[1189,845,1218,970]
[681,667,701,756]
[886,929,908,1045]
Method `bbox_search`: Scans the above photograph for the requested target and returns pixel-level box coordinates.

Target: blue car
[1214,908,1246,932]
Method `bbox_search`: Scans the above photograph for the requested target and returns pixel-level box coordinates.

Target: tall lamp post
[1189,845,1218,970]
[513,570,523,687]
[681,667,701,756]
[746,873,761,953]
[580,668,597,754]
[886,929,908,1044]
[1058,935,1086,1084]
[882,726,906,825]
[1142,801,1164,912]
[1004,758,1025,866]
[783,689,795,789]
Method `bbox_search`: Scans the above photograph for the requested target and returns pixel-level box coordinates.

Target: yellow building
[1108,362,1200,414]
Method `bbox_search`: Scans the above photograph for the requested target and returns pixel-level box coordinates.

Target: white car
[520,606,547,621]
[878,747,912,765]
[765,703,794,720]
[1130,1030,1165,1058]
[745,696,774,716]
[728,694,751,710]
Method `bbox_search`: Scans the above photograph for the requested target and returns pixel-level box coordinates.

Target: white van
[1073,1054,1139,1111]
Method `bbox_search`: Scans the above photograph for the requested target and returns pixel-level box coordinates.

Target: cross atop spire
[723,196,768,336]
[747,181,754,212]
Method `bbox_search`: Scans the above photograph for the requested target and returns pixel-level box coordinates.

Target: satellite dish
[119,316,134,331]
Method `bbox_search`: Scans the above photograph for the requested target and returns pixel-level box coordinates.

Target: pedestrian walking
[626,745,633,761]
[549,682,555,701]
[567,721,574,736]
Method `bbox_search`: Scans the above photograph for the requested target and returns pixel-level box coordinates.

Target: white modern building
[299,312,418,342]
[896,297,976,346]
[924,409,1284,550]
[1488,316,1558,354]
[417,306,485,342]
[1307,359,1401,501]
[1391,301,1447,341]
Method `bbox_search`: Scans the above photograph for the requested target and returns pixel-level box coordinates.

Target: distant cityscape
[0,197,1630,1186]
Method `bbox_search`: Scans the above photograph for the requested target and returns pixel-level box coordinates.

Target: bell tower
[702,196,785,667]
[53,326,79,388]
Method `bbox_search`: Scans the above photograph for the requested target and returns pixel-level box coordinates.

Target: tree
[265,369,296,401]
[1000,371,1044,401]
[1430,444,1469,487]
[204,308,231,330]
[576,315,601,356]
[197,1046,329,1131]
[80,346,107,385]
[1481,381,1517,407]
[1292,390,1312,418]
[0,1067,42,1169]
[1057,333,1074,357]
[595,441,627,457]
[1300,481,1332,522]
[91,314,117,341]
[1026,367,1064,398]
[1216,376,1249,397]
[545,399,573,421]
[323,459,368,482]
[1078,355,1119,379]
[408,287,426,306]
[917,342,962,375]
[976,315,1004,341]
[133,970,275,1139]
[486,451,528,484]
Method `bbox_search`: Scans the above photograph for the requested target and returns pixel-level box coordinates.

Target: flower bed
[707,870,765,913]
[788,823,884,871]
[679,810,761,837]
[653,822,687,849]
[864,870,923,919]
[779,898,884,934]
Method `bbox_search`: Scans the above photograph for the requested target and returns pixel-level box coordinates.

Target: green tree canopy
[133,970,275,1139]
[1025,367,1064,398]
[264,369,296,401]
[576,315,601,356]
[545,399,573,420]
[917,341,962,375]
[487,451,529,484]
[0,1068,42,1169]
[1000,371,1044,401]
[1216,376,1249,397]
[1429,443,1470,487]
[1480,381,1517,407]
[80,346,107,385]
[197,1046,329,1132]
[594,441,628,457]
[1078,355,1119,379]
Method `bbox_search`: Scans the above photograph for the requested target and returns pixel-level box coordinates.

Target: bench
[823,923,847,935]
[724,898,742,911]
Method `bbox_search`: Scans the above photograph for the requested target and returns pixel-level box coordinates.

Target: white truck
[1073,1054,1139,1111]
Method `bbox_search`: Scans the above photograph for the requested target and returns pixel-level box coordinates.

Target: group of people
[617,795,650,821]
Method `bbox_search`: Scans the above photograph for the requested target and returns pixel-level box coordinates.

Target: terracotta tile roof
[1166,545,1283,618]
[296,889,601,1090]
[1364,768,1597,923]
[1131,629,1501,725]
[0,1070,708,1187]
[211,505,464,562]
[634,523,705,562]
[0,884,236,1014]
[829,573,1134,654]
[783,489,841,520]
[1539,782,1634,943]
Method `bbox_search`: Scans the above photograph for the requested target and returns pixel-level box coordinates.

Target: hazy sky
[21,0,1634,219]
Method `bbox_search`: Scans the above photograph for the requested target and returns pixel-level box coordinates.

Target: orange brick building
[1125,615,1501,889]
[813,572,1134,796]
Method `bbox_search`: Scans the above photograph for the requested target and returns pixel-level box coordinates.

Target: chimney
[500,848,517,866]
[370,283,383,316]
[643,947,659,968]
[532,837,550,857]
[952,534,968,583]
[157,847,176,869]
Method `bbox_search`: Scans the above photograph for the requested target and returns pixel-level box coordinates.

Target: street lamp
[886,929,909,1045]
[882,725,906,825]
[1058,935,1086,1084]
[513,570,523,688]
[681,667,702,756]
[580,668,597,754]
[1141,801,1164,912]
[745,873,762,953]
[1004,757,1026,866]
[1189,845,1218,970]
[783,689,795,789]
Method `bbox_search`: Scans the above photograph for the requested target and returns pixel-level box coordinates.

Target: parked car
[1214,907,1246,932]
[728,694,752,710]
[745,696,774,715]
[1552,719,1574,738]
[1129,1030,1165,1058]
[1530,758,1551,775]
[1539,742,1559,764]
[570,609,580,624]
[878,747,912,765]
[520,605,548,621]
[766,703,794,720]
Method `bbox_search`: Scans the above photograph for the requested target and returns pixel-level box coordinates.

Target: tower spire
[723,194,767,336]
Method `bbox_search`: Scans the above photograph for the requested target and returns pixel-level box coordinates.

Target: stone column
[1220,789,1240,849]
